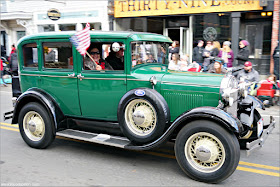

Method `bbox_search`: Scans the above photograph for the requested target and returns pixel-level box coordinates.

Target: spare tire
[118,88,170,144]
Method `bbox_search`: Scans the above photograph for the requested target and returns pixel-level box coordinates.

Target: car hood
[161,70,224,91]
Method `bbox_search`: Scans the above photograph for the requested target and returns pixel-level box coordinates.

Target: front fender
[12,88,64,130]
[173,107,243,134]
[126,106,243,150]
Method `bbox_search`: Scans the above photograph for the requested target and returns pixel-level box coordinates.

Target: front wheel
[175,120,240,183]
[18,102,55,149]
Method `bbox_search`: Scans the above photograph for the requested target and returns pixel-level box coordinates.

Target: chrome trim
[161,89,219,94]
[127,79,149,82]
[81,77,125,81]
[162,81,220,88]
[21,74,76,78]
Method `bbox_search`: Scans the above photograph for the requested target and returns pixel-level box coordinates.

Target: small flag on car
[70,23,90,56]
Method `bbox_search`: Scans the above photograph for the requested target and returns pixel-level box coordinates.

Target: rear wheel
[18,102,55,149]
[175,120,240,183]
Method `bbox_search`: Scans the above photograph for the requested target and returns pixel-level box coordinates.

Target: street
[0,84,279,186]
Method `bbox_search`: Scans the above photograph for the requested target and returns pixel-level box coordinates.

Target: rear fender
[12,88,64,131]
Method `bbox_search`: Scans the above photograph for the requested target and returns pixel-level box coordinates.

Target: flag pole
[85,51,98,66]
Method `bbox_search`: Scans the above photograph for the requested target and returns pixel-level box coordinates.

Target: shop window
[43,42,73,70]
[22,43,38,68]
[59,24,76,31]
[17,31,25,40]
[262,25,272,55]
[193,14,231,44]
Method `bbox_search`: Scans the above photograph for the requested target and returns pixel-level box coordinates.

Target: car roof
[18,31,172,45]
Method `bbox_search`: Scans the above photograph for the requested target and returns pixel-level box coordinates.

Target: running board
[56,129,131,148]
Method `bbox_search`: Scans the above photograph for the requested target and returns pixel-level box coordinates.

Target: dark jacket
[273,44,279,59]
[192,46,204,64]
[236,46,249,65]
[105,52,124,70]
[211,48,220,57]
[10,52,18,71]
[169,47,179,55]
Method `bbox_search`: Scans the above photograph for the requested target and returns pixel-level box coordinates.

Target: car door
[39,39,81,116]
[77,39,127,121]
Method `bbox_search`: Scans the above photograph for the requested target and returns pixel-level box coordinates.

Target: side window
[43,42,73,70]
[83,42,124,71]
[22,43,38,68]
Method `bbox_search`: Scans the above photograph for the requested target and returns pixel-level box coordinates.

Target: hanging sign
[47,8,61,21]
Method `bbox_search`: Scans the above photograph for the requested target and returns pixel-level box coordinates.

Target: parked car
[4,31,275,183]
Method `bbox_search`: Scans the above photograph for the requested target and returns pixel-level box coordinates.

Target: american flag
[70,23,90,56]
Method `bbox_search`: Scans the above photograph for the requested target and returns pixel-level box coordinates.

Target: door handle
[68,73,75,77]
[77,73,84,81]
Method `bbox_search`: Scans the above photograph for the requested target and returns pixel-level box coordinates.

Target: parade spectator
[10,47,18,76]
[168,53,187,71]
[273,41,279,80]
[236,40,250,66]
[237,61,259,83]
[208,58,227,74]
[0,58,7,87]
[158,46,166,64]
[169,41,180,60]
[202,41,213,72]
[218,41,234,68]
[8,44,16,62]
[212,41,221,57]
[45,47,56,63]
[146,54,157,63]
[192,40,204,67]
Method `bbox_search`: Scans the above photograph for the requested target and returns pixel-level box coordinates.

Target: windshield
[131,42,169,68]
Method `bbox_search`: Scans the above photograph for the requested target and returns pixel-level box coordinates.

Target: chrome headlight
[220,75,238,106]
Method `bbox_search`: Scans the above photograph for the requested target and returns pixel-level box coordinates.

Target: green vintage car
[4,31,275,183]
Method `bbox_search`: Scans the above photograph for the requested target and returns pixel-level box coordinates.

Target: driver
[237,61,259,83]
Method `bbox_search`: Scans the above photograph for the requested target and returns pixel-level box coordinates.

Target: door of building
[243,22,272,75]
[165,27,190,56]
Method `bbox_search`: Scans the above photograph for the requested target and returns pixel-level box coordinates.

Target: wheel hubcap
[125,99,157,136]
[185,132,225,173]
[23,111,45,141]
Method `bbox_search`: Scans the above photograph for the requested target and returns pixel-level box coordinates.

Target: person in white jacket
[168,53,188,71]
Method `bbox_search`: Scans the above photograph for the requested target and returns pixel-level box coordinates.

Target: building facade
[113,0,279,76]
[0,0,110,57]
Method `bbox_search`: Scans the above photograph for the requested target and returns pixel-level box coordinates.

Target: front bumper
[246,116,276,156]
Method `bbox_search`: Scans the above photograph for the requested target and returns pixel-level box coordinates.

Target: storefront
[114,0,276,75]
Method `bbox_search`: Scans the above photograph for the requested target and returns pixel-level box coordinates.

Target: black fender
[125,106,243,150]
[12,88,65,132]
[238,95,265,127]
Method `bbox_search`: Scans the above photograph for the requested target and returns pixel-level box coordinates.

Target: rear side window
[22,43,38,68]
[43,42,73,70]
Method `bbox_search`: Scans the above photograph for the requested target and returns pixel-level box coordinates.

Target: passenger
[168,53,187,71]
[218,41,234,68]
[105,47,124,70]
[84,48,112,70]
[236,40,250,66]
[237,61,259,83]
[192,40,204,67]
[208,59,227,74]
